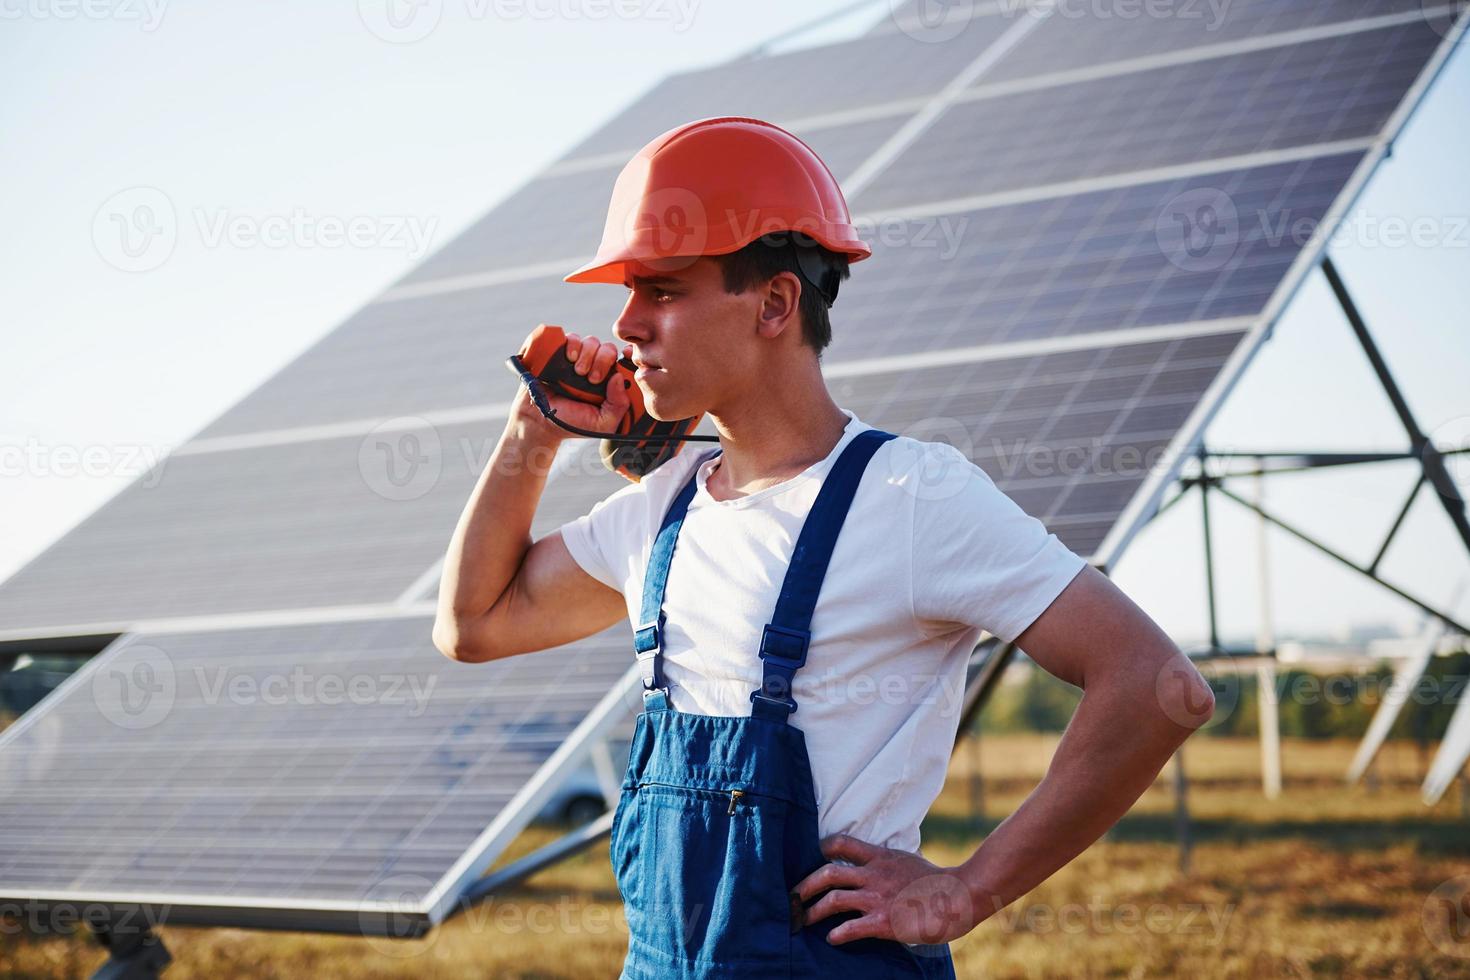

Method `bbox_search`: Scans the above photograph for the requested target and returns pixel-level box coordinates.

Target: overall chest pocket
[618,780,794,969]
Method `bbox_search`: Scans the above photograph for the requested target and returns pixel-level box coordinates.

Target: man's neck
[704,374,850,501]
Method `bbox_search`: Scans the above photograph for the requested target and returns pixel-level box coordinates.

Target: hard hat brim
[564,236,872,287]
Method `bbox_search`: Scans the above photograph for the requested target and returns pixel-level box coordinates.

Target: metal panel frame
[1348,612,1456,784]
[1424,688,1470,805]
[421,664,641,924]
[1093,8,1469,572]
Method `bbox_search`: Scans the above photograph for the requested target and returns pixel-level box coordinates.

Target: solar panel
[854,18,1443,210]
[184,149,1363,449]
[987,0,1435,84]
[0,418,621,635]
[834,153,1362,360]
[401,167,639,284]
[829,328,1246,556]
[190,277,625,440]
[72,160,1341,588]
[0,618,635,932]
[0,0,1462,945]
[182,11,1439,444]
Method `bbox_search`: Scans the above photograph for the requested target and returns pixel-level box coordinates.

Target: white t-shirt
[558,408,1086,854]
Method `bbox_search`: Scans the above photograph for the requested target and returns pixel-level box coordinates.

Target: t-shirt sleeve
[907,441,1087,643]
[557,479,650,595]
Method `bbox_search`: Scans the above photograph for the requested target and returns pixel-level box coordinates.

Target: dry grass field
[5,734,1469,978]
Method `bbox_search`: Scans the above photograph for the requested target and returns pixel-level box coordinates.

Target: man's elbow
[432,616,497,664]
[1154,651,1216,731]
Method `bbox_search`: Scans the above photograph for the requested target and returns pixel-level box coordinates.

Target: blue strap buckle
[750,624,810,714]
[633,614,665,693]
[633,614,663,655]
[757,624,809,671]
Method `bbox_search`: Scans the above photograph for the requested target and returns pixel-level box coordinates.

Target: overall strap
[750,428,896,722]
[633,451,715,703]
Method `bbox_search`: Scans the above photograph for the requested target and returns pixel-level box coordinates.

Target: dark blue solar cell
[827,327,1245,556]
[989,0,1433,83]
[856,20,1441,211]
[831,152,1362,363]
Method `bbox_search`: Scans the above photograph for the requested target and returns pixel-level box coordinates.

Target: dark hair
[713,233,852,356]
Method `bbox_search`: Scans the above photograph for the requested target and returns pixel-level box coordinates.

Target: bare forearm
[957,668,1204,919]
[435,409,562,631]
[791,573,1214,948]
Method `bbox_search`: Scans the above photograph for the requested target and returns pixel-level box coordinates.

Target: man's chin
[642,391,701,424]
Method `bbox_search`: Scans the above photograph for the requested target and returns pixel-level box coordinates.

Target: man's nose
[613,297,648,347]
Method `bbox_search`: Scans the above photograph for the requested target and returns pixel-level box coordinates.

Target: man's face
[613,256,764,421]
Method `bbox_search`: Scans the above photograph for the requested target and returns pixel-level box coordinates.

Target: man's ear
[755,271,802,341]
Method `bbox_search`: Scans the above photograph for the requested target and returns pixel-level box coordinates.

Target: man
[434,117,1215,978]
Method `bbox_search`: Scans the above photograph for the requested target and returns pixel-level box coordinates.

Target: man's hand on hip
[792,833,984,946]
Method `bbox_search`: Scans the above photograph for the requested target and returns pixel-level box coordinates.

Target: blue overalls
[609,429,959,979]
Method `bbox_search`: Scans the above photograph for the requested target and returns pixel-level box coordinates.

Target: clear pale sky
[2,1,1467,647]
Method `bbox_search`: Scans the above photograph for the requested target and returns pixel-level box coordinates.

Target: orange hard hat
[564,116,871,293]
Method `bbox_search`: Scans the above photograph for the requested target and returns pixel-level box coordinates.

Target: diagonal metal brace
[1207,478,1470,637]
[1321,257,1470,560]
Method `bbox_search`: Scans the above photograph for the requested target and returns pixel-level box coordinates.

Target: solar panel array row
[0,619,632,905]
[184,149,1362,449]
[0,0,1459,931]
[0,318,1253,629]
[855,20,1439,208]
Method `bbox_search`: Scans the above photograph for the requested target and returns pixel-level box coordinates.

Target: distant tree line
[976,652,1469,741]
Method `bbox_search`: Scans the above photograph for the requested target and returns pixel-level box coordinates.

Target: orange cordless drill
[506,324,718,483]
